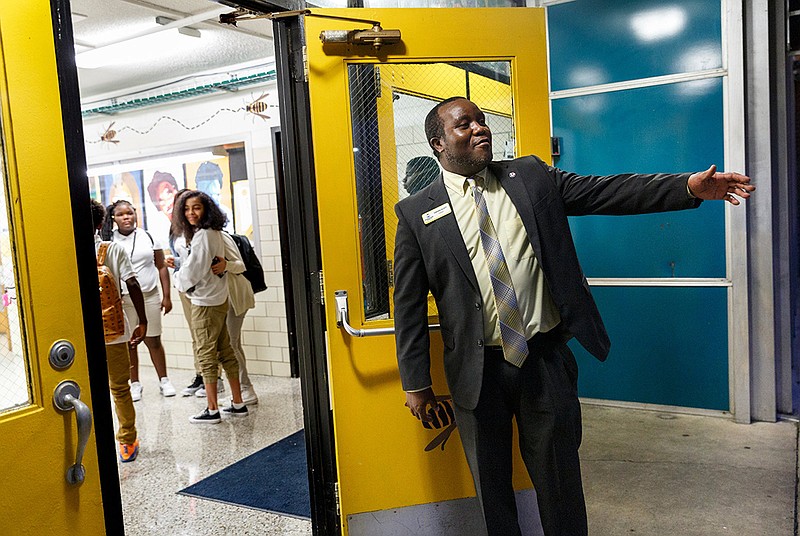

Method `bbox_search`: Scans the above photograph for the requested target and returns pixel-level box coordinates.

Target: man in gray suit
[392,96,753,536]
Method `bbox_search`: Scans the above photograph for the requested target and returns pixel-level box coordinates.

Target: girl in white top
[104,200,175,399]
[171,190,246,424]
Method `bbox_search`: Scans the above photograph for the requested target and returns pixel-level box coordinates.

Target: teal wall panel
[548,0,729,410]
[552,80,725,278]
[548,0,722,91]
[571,286,729,410]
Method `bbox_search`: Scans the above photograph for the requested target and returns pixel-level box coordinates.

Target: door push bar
[334,290,441,337]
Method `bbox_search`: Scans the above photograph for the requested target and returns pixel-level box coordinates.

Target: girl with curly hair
[170,190,247,423]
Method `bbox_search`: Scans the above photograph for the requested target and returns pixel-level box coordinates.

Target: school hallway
[118,365,798,536]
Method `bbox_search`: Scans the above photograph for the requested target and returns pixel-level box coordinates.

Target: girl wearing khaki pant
[170,191,246,424]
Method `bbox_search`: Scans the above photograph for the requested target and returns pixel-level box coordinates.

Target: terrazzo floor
[114,368,800,536]
[116,367,312,536]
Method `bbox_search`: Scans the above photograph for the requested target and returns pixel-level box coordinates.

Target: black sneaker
[182,375,203,397]
[189,408,221,424]
[221,403,249,418]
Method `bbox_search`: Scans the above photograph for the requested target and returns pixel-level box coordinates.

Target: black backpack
[228,233,267,294]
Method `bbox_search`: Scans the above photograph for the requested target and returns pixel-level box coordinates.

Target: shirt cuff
[405,386,432,393]
[686,181,697,199]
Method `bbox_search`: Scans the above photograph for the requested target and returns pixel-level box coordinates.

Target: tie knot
[466,176,483,192]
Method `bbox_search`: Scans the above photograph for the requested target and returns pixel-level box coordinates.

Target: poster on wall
[142,165,185,247]
[88,146,247,248]
[232,179,253,237]
[90,170,146,226]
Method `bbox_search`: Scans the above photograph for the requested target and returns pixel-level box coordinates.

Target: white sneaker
[194,382,225,398]
[130,381,143,402]
[240,387,259,406]
[159,377,176,397]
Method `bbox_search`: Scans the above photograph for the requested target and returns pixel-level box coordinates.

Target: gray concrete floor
[580,404,797,536]
[118,367,798,535]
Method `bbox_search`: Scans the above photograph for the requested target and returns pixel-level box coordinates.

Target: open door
[305,8,551,534]
[0,1,113,533]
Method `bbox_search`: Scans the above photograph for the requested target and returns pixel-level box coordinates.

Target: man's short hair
[424,96,467,158]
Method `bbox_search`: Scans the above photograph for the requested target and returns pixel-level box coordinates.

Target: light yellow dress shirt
[442,168,561,345]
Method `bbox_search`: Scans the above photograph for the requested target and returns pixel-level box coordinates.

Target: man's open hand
[687,164,754,205]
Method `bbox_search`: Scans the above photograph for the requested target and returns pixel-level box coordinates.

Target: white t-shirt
[175,228,228,307]
[95,234,134,345]
[113,228,162,294]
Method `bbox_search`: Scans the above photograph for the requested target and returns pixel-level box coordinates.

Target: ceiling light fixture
[156,16,201,38]
[74,5,226,70]
[75,28,201,70]
[71,12,88,24]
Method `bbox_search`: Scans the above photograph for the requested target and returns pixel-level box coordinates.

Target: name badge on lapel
[422,203,452,225]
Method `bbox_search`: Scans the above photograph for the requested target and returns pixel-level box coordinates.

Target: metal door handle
[335,290,440,337]
[53,381,93,485]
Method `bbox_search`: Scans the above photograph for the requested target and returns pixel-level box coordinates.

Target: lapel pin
[509,172,516,178]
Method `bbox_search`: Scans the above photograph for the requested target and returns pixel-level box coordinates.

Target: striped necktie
[467,177,529,367]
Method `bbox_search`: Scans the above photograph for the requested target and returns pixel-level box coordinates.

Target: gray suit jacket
[393,155,701,410]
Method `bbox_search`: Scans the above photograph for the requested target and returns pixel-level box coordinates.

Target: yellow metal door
[305,8,550,534]
[0,2,106,533]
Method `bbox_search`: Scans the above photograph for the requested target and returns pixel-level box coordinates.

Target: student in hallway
[171,190,247,424]
[168,189,226,400]
[102,200,175,400]
[214,231,258,406]
[92,200,148,462]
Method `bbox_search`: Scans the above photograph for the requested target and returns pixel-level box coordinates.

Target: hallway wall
[83,82,294,377]
[548,0,732,410]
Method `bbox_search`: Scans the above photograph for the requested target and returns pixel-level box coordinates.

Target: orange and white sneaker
[119,439,139,463]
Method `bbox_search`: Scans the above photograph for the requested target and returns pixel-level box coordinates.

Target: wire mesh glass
[348,61,514,320]
[0,116,29,412]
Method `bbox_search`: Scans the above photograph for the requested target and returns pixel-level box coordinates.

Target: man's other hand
[687,164,754,205]
[405,387,438,423]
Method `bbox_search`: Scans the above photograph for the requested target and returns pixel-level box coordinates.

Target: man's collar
[442,167,490,197]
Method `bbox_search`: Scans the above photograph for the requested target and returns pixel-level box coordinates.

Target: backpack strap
[97,242,110,265]
[143,229,155,247]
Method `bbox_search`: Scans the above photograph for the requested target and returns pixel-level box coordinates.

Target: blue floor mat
[178,429,310,519]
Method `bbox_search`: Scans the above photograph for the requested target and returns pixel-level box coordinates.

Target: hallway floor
[118,370,311,536]
[118,368,798,535]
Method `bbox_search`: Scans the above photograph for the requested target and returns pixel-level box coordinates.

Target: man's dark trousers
[452,331,587,536]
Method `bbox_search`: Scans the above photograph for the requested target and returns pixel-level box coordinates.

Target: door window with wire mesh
[348,61,514,321]
[0,117,28,412]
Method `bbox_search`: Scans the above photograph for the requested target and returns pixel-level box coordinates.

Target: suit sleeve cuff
[686,180,697,199]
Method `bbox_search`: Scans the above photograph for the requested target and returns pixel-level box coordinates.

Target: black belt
[484,325,567,355]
